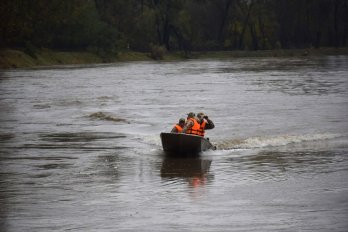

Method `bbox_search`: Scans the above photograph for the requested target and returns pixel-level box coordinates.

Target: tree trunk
[238,0,254,49]
[333,0,339,47]
[218,0,233,48]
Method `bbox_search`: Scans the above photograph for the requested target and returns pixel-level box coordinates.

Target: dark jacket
[202,118,215,130]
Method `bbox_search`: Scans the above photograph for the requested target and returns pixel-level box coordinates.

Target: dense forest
[1,0,347,56]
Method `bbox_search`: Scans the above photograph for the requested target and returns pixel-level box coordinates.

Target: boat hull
[160,132,216,154]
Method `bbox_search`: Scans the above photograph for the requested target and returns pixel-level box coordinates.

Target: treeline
[1,0,347,55]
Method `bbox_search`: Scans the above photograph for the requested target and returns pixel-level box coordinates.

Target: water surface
[0,56,347,231]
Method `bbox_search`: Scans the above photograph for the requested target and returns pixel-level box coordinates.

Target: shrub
[150,45,167,60]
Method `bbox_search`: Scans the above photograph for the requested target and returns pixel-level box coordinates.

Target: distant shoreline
[1,47,348,69]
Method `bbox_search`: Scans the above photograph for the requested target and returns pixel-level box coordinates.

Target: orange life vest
[174,124,183,133]
[200,120,207,137]
[187,118,206,136]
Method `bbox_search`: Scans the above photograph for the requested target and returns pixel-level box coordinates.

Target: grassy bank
[0,49,153,69]
[1,47,348,69]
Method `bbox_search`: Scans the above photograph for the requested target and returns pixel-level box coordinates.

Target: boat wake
[215,133,344,150]
[142,132,345,152]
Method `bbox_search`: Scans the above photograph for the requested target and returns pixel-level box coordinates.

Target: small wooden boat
[160,132,216,154]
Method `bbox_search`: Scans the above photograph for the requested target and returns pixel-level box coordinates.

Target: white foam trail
[143,135,162,147]
[216,133,344,150]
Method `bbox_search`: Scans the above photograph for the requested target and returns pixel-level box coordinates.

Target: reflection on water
[161,156,212,188]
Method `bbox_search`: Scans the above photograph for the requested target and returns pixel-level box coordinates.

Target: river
[0,56,347,231]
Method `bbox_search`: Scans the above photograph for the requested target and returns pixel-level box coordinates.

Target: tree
[1,0,347,52]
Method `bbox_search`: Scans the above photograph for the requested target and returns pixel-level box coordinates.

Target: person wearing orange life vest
[182,112,214,137]
[196,112,214,136]
[171,118,186,133]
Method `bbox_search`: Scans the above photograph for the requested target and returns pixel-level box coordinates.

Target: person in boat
[197,112,215,133]
[182,112,214,137]
[171,118,186,133]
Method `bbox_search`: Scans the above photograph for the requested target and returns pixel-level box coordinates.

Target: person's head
[197,112,205,120]
[187,112,195,119]
[179,118,185,126]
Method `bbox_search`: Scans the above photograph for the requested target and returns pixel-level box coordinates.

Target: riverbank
[192,47,348,59]
[0,49,153,69]
[1,47,348,69]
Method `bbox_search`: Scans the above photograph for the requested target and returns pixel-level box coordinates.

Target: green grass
[0,49,103,69]
[115,51,152,62]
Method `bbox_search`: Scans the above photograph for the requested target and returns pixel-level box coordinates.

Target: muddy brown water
[0,56,347,231]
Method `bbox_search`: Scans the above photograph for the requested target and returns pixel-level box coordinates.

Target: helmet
[179,118,185,123]
[197,112,205,119]
[187,112,195,118]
